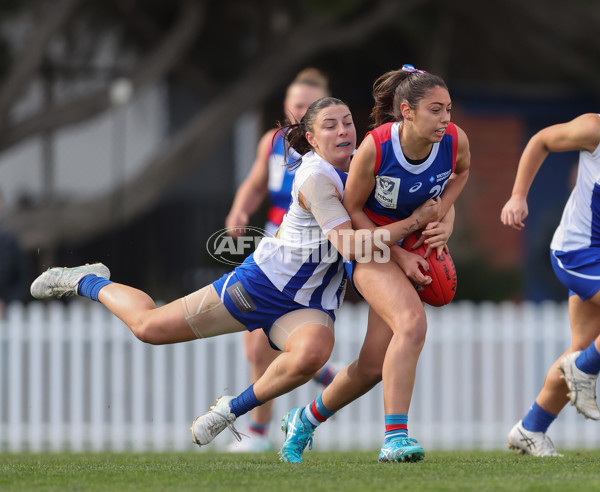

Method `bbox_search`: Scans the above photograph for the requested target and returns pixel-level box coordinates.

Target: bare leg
[537,294,600,414]
[252,323,335,403]
[353,260,426,414]
[244,330,279,426]
[96,283,229,344]
[321,307,392,411]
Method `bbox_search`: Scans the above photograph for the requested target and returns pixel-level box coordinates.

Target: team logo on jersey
[374,175,400,209]
[206,227,271,266]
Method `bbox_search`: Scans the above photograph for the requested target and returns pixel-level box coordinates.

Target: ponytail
[370,69,410,128]
[370,65,448,128]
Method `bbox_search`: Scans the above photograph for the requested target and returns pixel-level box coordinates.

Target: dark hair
[370,67,448,128]
[278,96,348,169]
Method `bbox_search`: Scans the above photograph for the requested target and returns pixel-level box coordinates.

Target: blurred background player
[502,113,600,457]
[224,68,339,451]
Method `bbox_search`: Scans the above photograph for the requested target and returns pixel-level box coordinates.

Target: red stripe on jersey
[445,122,458,172]
[364,207,395,226]
[310,400,327,422]
[366,122,394,176]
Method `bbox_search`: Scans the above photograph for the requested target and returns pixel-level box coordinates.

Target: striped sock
[248,420,268,436]
[303,393,335,429]
[77,274,113,302]
[384,414,408,443]
[575,342,600,375]
[229,385,263,417]
[313,364,337,387]
[522,401,557,433]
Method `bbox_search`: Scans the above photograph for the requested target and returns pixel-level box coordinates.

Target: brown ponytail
[369,66,448,128]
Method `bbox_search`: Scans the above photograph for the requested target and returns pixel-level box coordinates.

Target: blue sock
[575,342,600,375]
[522,401,557,433]
[77,274,113,302]
[303,393,335,430]
[229,385,262,418]
[384,414,408,443]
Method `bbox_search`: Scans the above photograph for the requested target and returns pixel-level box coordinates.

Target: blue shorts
[212,259,335,347]
[344,260,364,300]
[551,248,600,301]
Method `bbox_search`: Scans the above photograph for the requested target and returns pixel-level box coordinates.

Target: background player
[502,113,600,456]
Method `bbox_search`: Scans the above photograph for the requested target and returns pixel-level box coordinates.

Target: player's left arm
[437,124,470,219]
[501,113,600,230]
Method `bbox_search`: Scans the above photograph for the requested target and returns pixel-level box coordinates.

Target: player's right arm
[297,171,440,262]
[501,114,600,230]
[225,129,276,238]
[342,133,433,284]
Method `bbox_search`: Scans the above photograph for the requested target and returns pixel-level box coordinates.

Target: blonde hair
[287,68,330,96]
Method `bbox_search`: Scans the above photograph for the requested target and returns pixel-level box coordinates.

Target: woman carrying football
[502,113,600,457]
[279,65,471,463]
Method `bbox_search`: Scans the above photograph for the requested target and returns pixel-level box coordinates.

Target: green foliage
[2,451,600,491]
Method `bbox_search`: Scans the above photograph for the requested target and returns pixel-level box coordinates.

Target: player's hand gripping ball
[402,231,457,306]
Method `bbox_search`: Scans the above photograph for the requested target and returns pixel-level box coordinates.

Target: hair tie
[402,64,427,74]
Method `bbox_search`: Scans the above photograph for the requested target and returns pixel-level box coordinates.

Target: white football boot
[191,396,241,446]
[30,263,110,299]
[507,420,562,457]
[559,351,600,420]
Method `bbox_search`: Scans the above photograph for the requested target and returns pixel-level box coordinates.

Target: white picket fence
[1,299,600,453]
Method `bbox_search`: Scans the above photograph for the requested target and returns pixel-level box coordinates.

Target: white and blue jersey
[265,131,298,235]
[550,121,600,300]
[363,121,458,226]
[213,151,348,340]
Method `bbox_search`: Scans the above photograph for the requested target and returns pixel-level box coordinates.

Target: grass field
[2,450,600,491]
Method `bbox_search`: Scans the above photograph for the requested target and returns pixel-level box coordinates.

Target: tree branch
[7,0,427,250]
[0,0,82,127]
[0,0,205,154]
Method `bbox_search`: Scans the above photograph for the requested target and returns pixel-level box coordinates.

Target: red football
[402,231,457,306]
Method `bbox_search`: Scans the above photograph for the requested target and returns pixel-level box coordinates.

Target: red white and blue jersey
[266,131,298,234]
[363,121,458,226]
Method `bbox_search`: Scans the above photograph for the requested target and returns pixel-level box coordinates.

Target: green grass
[2,450,600,491]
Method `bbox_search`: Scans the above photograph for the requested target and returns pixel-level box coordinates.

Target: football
[402,231,457,306]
